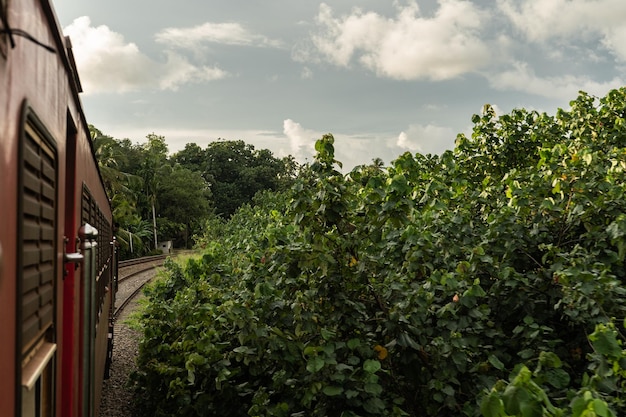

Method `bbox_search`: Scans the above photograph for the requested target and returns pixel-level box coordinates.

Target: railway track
[118,254,168,282]
[114,255,168,319]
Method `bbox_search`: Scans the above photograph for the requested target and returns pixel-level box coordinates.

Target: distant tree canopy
[172,140,297,217]
[90,129,296,257]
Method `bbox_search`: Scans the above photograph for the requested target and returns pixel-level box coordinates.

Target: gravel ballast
[99,266,160,417]
[98,296,142,417]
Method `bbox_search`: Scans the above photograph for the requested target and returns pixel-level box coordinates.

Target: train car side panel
[76,163,114,417]
[0,2,69,416]
[0,25,20,417]
[0,1,115,416]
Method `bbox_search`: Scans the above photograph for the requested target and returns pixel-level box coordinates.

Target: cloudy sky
[53,0,625,169]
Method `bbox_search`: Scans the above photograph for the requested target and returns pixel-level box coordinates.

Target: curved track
[118,255,167,283]
[114,251,195,318]
[114,256,167,319]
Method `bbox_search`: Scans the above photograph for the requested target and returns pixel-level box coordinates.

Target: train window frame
[21,341,56,417]
[17,101,59,417]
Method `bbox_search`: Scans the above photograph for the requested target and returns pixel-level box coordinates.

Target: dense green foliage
[173,140,298,217]
[91,129,294,257]
[131,88,626,416]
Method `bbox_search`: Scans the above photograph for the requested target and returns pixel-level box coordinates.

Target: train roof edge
[41,0,113,207]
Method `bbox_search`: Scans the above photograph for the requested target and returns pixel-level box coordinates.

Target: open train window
[18,104,58,417]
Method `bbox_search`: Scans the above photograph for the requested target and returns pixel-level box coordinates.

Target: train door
[62,115,103,417]
[17,106,58,417]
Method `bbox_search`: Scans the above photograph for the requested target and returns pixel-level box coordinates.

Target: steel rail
[113,275,153,319]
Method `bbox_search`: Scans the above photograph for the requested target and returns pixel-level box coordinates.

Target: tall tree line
[90,127,297,259]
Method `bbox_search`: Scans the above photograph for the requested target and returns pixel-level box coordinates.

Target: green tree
[90,126,150,257]
[171,143,207,174]
[90,125,133,197]
[139,133,170,249]
[201,140,294,217]
[156,165,212,248]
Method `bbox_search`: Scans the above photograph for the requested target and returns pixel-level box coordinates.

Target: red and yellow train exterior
[0,1,117,416]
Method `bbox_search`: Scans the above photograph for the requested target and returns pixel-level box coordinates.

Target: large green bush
[131,88,626,416]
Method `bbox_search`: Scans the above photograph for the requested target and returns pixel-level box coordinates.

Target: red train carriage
[0,1,117,416]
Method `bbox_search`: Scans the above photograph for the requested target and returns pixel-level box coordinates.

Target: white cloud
[396,124,456,155]
[283,119,318,160]
[281,120,411,168]
[301,67,314,79]
[602,25,626,62]
[63,16,228,94]
[297,0,492,80]
[489,61,625,100]
[497,0,626,61]
[423,103,448,111]
[155,22,285,49]
[158,51,229,90]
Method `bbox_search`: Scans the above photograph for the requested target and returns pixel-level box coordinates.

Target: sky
[52,0,626,170]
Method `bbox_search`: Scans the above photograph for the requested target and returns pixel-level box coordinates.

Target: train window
[19,107,58,417]
[21,342,56,417]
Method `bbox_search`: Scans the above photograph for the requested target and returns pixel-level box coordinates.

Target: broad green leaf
[539,351,562,368]
[347,355,360,365]
[591,328,621,359]
[452,351,467,370]
[320,328,336,340]
[398,332,420,350]
[363,397,386,414]
[592,399,610,417]
[544,369,570,389]
[363,359,382,373]
[518,349,535,360]
[306,357,325,373]
[488,354,505,371]
[335,363,354,372]
[480,392,504,417]
[233,346,256,355]
[345,389,359,399]
[502,380,544,417]
[519,398,543,417]
[322,385,344,396]
[571,396,587,417]
[364,382,383,395]
[303,346,319,356]
[503,385,529,414]
[442,385,455,396]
